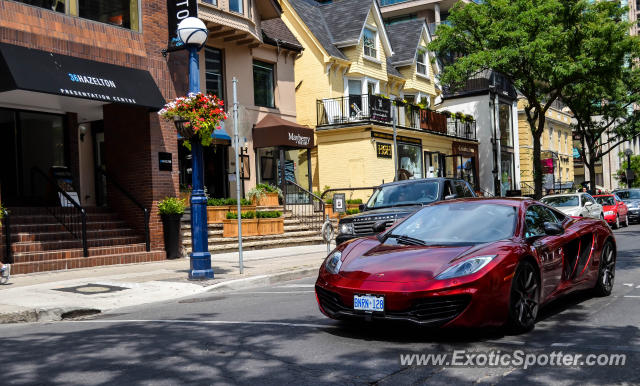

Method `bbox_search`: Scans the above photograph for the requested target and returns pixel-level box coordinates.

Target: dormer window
[417,48,428,76]
[363,28,377,59]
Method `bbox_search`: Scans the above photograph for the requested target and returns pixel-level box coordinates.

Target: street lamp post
[625,148,633,188]
[177,17,213,280]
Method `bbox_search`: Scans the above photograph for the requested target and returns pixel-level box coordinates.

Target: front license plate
[353,295,384,312]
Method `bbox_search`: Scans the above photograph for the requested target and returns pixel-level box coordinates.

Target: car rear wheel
[507,260,540,333]
[593,241,615,297]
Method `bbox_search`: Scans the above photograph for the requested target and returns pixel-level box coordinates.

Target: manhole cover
[55,283,129,295]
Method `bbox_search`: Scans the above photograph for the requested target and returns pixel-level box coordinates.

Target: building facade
[281,0,479,199]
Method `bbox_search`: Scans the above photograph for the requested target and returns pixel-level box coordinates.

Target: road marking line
[278,284,316,288]
[636,285,640,289]
[551,343,575,347]
[70,319,338,329]
[623,295,640,298]
[623,283,634,287]
[233,291,315,294]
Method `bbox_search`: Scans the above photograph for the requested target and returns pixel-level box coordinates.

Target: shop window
[229,0,243,14]
[78,0,140,31]
[205,47,224,100]
[398,143,423,179]
[14,0,66,13]
[253,60,275,108]
[499,103,512,147]
[416,48,428,76]
[363,28,377,59]
[501,152,515,195]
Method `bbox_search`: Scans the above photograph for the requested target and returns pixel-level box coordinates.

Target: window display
[398,143,423,179]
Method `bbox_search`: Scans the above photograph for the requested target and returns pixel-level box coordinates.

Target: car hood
[338,238,486,283]
[623,199,640,208]
[552,206,581,214]
[602,205,616,211]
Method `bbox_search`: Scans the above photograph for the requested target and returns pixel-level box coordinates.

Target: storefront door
[0,108,66,206]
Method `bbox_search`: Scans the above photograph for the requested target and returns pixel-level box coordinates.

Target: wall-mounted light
[79,125,88,142]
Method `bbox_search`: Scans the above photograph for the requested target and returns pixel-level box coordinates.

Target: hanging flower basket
[158,92,227,149]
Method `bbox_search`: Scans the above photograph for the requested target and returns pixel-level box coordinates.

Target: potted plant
[248,183,282,206]
[256,210,284,235]
[158,197,186,259]
[346,198,363,211]
[158,92,227,149]
[207,198,257,224]
[222,211,259,237]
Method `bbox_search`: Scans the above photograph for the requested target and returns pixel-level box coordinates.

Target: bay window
[229,0,243,14]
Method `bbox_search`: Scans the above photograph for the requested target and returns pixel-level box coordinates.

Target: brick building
[0,0,188,273]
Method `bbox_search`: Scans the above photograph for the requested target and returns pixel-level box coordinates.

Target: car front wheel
[507,260,540,333]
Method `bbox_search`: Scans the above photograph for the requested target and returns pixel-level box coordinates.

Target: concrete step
[11,235,144,253]
[11,228,138,243]
[12,243,149,263]
[8,220,130,233]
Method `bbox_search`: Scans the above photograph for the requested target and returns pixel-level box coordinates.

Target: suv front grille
[353,219,395,235]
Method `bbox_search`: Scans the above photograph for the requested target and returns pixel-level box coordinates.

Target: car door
[585,194,601,218]
[524,204,566,300]
[454,180,475,198]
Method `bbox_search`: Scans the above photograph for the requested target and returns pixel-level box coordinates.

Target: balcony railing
[316,94,476,141]
[442,71,517,99]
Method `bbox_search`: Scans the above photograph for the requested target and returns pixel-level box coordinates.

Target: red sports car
[315,198,616,332]
[594,194,629,228]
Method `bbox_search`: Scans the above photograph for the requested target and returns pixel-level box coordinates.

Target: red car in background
[594,194,629,229]
[315,198,616,333]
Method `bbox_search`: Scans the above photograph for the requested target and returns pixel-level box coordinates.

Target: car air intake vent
[387,295,471,323]
[316,286,348,314]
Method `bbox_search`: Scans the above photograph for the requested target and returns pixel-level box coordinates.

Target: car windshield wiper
[387,234,426,246]
[373,203,424,210]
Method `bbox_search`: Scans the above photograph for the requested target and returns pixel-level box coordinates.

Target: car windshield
[595,196,615,206]
[366,181,439,209]
[616,190,640,200]
[385,203,517,245]
[542,196,579,207]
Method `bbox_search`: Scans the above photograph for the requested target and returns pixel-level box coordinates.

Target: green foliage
[429,0,624,198]
[346,199,363,204]
[158,197,186,215]
[207,198,226,206]
[616,153,640,188]
[208,197,253,206]
[226,211,256,219]
[248,183,283,201]
[346,208,360,215]
[256,211,282,218]
[325,198,333,205]
[0,202,5,219]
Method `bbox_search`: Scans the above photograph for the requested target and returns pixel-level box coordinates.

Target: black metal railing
[31,167,88,257]
[442,71,517,99]
[96,167,150,252]
[316,94,477,140]
[520,180,576,197]
[283,180,325,230]
[1,207,11,264]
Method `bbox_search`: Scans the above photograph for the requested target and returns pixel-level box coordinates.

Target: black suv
[335,178,476,245]
[613,188,640,223]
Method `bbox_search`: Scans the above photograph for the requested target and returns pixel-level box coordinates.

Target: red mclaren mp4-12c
[315,198,616,332]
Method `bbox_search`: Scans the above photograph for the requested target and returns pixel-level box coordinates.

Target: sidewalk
[0,244,331,324]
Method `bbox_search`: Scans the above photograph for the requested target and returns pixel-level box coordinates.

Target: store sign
[333,193,346,213]
[288,132,311,146]
[167,0,198,51]
[369,95,391,122]
[376,142,392,158]
[159,152,173,171]
[371,131,421,145]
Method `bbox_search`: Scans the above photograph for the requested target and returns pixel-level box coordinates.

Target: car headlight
[339,222,354,235]
[604,211,614,216]
[628,202,639,209]
[435,255,496,280]
[324,251,343,274]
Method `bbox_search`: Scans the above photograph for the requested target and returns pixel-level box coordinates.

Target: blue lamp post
[177,17,213,280]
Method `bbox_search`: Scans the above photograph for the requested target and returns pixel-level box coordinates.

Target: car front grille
[316,286,471,326]
[353,219,395,235]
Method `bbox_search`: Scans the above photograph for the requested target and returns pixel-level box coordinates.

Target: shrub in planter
[223,211,258,237]
[248,183,283,206]
[346,208,360,215]
[158,197,186,259]
[256,211,284,235]
[207,198,256,224]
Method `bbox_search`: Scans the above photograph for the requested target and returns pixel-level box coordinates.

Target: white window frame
[363,27,378,60]
[416,47,428,76]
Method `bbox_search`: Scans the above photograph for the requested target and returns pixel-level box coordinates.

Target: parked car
[612,188,640,224]
[594,194,629,228]
[335,178,476,245]
[540,193,603,220]
[316,198,616,332]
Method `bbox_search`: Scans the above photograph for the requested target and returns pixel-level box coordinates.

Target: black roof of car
[377,177,465,188]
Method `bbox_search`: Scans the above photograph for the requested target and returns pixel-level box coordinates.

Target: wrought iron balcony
[316,94,477,141]
[442,70,517,99]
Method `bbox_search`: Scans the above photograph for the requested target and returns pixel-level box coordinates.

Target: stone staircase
[180,206,328,255]
[2,207,165,275]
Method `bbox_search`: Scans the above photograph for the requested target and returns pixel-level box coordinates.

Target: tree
[561,2,640,193]
[429,0,628,198]
[616,153,640,188]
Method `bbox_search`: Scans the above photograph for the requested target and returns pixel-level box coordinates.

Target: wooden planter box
[207,205,230,224]
[179,191,191,202]
[325,206,348,219]
[229,205,257,214]
[252,192,280,207]
[347,203,361,211]
[257,217,284,235]
[222,218,259,237]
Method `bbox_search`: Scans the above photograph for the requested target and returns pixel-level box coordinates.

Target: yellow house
[517,99,575,195]
[280,0,479,198]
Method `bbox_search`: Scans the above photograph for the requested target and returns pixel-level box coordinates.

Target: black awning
[0,42,165,110]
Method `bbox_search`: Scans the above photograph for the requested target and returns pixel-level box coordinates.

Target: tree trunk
[532,133,543,199]
[587,161,597,194]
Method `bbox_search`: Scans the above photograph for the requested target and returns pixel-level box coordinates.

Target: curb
[0,266,320,324]
[205,267,319,293]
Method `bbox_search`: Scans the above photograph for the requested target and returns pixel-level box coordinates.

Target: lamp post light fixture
[177,17,213,280]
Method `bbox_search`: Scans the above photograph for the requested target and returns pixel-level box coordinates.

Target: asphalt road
[2,225,640,385]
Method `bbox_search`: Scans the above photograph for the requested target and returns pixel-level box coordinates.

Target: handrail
[95,167,150,252]
[320,186,379,200]
[283,180,325,230]
[1,207,11,264]
[31,167,88,257]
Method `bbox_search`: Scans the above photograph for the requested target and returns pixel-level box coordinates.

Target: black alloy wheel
[507,261,540,333]
[593,241,616,297]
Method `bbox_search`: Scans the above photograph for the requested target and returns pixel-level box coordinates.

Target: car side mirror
[359,204,366,212]
[445,194,458,200]
[585,201,593,206]
[372,220,387,233]
[543,222,564,236]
